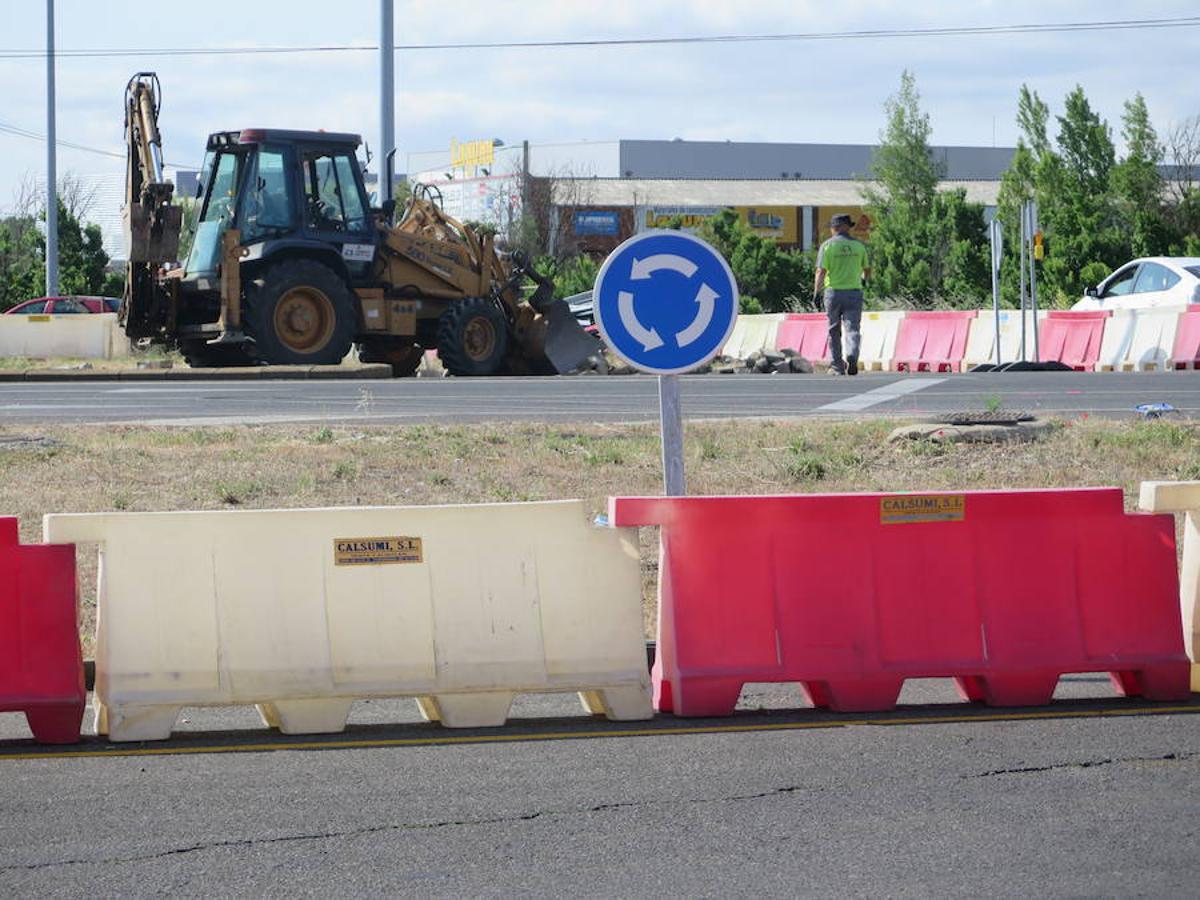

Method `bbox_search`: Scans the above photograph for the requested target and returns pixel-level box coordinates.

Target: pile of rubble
[588,347,817,376]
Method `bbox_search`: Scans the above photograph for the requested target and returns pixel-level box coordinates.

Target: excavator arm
[122,72,182,338]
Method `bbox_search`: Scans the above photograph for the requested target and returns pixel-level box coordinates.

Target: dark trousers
[824,289,864,370]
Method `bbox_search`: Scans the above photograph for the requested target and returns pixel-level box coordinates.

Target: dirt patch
[2,416,1195,656]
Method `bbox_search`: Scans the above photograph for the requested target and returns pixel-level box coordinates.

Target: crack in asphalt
[964,750,1197,778]
[0,783,815,872]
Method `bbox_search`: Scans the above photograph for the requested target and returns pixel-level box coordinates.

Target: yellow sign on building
[816,207,874,241]
[450,138,495,171]
[736,206,798,243]
[640,206,798,244]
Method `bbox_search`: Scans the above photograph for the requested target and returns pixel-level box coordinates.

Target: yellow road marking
[2,704,1197,762]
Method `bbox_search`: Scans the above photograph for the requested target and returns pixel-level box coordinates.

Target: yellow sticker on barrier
[28,314,51,322]
[334,536,423,565]
[880,495,965,525]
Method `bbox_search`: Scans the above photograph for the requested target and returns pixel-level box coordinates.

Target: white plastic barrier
[0,312,130,359]
[961,310,1047,369]
[45,501,652,740]
[856,310,905,372]
[720,314,785,360]
[1097,307,1184,372]
[1139,481,1200,692]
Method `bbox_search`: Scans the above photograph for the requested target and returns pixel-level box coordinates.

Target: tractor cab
[185,129,375,284]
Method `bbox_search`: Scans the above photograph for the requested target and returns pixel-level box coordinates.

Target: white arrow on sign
[675,283,719,348]
[618,291,664,350]
[630,254,698,280]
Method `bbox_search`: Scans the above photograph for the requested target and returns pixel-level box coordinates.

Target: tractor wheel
[436,297,509,376]
[244,260,356,365]
[357,339,425,377]
[180,340,257,368]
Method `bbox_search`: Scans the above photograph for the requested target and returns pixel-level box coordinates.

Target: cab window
[238,148,294,241]
[1100,265,1139,298]
[302,151,368,234]
[1132,262,1180,294]
[199,151,244,225]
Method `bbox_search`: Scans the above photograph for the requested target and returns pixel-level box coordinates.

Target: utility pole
[45,0,58,296]
[380,0,395,203]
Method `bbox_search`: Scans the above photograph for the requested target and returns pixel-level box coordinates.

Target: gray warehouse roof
[551,178,1002,208]
[619,140,1016,180]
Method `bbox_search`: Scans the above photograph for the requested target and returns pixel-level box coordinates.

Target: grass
[1,416,1196,655]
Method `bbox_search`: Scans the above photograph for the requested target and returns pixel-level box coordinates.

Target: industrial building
[407,138,1012,254]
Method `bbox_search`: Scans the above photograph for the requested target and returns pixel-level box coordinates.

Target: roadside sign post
[1018,203,1028,362]
[593,231,739,497]
[989,218,1003,366]
[1027,201,1041,362]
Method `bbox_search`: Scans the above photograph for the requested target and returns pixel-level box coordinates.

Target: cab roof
[206,129,362,151]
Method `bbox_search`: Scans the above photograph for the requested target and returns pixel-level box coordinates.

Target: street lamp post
[45,0,58,296]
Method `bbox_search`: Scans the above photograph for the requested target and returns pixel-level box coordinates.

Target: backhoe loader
[121,72,598,375]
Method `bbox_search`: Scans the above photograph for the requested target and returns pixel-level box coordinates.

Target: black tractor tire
[357,339,425,377]
[244,259,357,365]
[180,340,257,368]
[436,297,509,376]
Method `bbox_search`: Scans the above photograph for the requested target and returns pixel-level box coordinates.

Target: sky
[1,0,1199,216]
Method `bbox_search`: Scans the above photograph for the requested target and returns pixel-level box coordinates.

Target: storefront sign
[574,210,621,235]
[450,138,495,171]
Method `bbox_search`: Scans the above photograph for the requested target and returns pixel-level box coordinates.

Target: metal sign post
[593,231,739,497]
[1018,202,1029,362]
[989,218,1003,366]
[659,375,686,496]
[1027,201,1041,362]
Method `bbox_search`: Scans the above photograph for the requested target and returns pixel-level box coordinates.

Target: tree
[1163,114,1200,253]
[867,71,942,216]
[996,86,1055,305]
[996,84,1132,305]
[1038,86,1124,301]
[1110,94,1168,258]
[696,209,814,313]
[863,71,989,306]
[0,184,121,309]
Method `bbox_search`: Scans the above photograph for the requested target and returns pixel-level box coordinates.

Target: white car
[1073,257,1200,310]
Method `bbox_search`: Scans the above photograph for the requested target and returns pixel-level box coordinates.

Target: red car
[4,296,121,315]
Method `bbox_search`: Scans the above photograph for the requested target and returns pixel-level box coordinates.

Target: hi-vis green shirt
[817,234,869,290]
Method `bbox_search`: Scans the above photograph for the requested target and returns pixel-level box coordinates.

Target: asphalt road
[1,681,1197,897]
[1,370,1199,425]
[4,372,1198,896]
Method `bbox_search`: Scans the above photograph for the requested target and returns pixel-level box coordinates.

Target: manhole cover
[936,410,1035,426]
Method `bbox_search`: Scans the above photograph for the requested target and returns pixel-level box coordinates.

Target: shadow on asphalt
[3,695,1198,761]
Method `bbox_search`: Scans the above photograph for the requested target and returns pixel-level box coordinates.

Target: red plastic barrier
[891,310,977,372]
[1038,310,1111,371]
[1170,304,1200,369]
[774,313,830,362]
[0,517,85,743]
[610,489,1191,717]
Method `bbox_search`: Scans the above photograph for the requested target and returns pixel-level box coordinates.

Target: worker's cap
[829,214,855,228]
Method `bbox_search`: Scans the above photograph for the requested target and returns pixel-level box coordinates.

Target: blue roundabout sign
[593,231,739,375]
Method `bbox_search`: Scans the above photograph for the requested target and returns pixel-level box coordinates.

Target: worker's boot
[846,355,859,376]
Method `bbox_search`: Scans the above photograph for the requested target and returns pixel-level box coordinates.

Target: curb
[0,365,394,382]
[82,643,658,692]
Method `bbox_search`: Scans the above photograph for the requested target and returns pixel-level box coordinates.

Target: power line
[0,15,1197,59]
[0,119,197,169]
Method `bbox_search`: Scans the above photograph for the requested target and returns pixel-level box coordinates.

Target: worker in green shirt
[814,214,871,375]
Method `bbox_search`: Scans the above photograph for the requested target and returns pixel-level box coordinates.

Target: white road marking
[816,377,946,412]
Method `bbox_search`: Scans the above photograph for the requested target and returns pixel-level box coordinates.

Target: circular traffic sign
[593,230,739,375]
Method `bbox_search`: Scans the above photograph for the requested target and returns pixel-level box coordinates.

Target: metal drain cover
[936,410,1035,426]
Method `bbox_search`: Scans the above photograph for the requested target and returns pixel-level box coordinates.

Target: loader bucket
[124,201,182,263]
[537,299,603,374]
